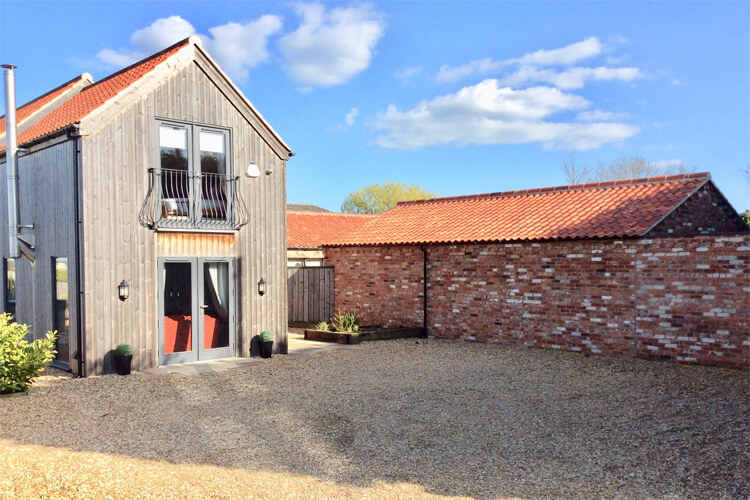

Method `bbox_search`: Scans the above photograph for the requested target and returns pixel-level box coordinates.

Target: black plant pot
[260,341,273,359]
[115,354,132,375]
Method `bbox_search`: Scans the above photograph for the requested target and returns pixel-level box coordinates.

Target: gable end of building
[647,181,749,237]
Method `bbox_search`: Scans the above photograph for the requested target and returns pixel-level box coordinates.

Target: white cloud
[201,16,282,81]
[372,79,639,150]
[97,16,195,67]
[131,16,196,53]
[514,37,603,66]
[95,15,281,81]
[576,109,627,122]
[345,107,359,126]
[436,37,605,83]
[502,66,641,89]
[394,66,421,84]
[96,48,142,68]
[436,58,505,83]
[278,3,385,87]
[329,106,360,132]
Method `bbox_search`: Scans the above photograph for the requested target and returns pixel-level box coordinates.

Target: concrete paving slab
[146,333,358,375]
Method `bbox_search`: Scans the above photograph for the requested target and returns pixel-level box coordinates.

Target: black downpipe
[420,245,428,338]
[69,127,85,377]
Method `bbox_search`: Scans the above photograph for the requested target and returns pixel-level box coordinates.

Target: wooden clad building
[0,36,292,375]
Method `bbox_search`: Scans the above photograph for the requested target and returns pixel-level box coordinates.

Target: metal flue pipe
[2,64,20,258]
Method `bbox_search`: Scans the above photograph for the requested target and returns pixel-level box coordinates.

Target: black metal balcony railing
[139,168,249,230]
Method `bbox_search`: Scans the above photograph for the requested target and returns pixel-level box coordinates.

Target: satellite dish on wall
[245,162,260,178]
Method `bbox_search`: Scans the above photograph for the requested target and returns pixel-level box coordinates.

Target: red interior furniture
[203,312,223,350]
[164,315,192,354]
[163,313,224,354]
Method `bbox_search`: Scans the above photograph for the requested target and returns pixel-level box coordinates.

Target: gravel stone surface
[1,339,748,499]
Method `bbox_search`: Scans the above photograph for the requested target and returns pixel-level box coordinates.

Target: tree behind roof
[341,181,437,214]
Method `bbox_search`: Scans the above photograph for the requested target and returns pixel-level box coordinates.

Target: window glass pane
[163,262,193,354]
[200,131,226,174]
[159,126,189,170]
[200,132,225,154]
[160,126,187,149]
[5,258,15,318]
[160,125,190,218]
[203,262,229,350]
[53,258,69,364]
[200,131,227,219]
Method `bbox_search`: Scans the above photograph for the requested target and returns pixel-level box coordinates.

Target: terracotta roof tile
[287,211,376,249]
[326,174,711,246]
[1,38,189,152]
[0,74,88,135]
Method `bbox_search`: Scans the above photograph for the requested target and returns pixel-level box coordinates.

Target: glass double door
[158,257,235,365]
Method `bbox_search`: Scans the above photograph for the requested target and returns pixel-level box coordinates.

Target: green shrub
[0,313,57,395]
[260,330,273,342]
[331,309,359,333]
[315,321,329,331]
[115,344,132,357]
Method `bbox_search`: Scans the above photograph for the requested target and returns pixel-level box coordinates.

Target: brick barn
[324,173,750,368]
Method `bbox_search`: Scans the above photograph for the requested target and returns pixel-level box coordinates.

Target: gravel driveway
[1,339,748,499]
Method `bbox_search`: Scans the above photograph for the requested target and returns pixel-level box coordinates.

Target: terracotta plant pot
[115,354,132,375]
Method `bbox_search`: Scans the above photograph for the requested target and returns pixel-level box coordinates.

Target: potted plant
[259,330,273,358]
[114,343,133,375]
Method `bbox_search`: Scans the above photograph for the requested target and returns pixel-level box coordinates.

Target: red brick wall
[427,240,638,357]
[634,236,749,367]
[327,235,749,367]
[325,245,424,328]
[648,183,749,237]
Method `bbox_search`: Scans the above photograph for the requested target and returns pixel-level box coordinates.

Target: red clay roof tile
[287,211,376,249]
[326,174,711,246]
[1,38,189,152]
[0,74,88,136]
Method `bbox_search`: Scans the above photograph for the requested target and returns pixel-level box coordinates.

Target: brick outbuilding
[324,173,750,367]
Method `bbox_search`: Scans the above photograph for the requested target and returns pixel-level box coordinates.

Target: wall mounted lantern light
[118,280,130,301]
[258,277,266,296]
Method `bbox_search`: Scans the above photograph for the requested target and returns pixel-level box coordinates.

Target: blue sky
[1,1,748,211]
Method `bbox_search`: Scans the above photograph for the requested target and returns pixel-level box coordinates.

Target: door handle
[200,305,208,310]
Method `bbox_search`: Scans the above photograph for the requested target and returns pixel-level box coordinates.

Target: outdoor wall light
[245,162,260,178]
[118,280,130,301]
[258,277,266,296]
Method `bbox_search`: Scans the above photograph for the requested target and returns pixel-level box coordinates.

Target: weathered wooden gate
[287,266,334,323]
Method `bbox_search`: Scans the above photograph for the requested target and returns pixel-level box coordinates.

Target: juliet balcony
[139,168,249,231]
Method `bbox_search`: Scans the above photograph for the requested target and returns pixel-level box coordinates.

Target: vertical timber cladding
[0,140,80,366]
[80,57,288,375]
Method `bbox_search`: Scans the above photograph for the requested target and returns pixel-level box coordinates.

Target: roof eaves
[324,233,646,248]
[0,125,72,160]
